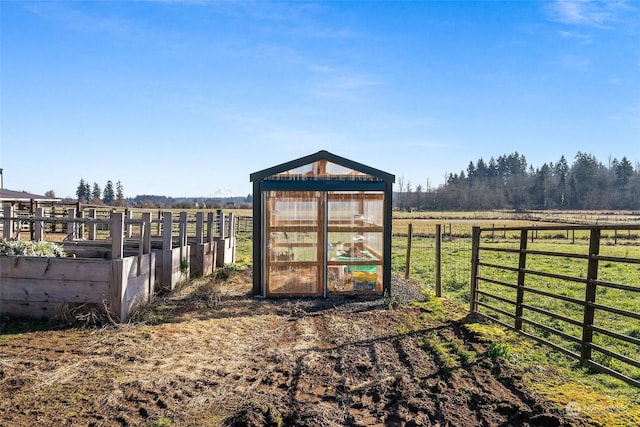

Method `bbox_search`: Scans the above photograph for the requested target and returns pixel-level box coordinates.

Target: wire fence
[392,224,473,302]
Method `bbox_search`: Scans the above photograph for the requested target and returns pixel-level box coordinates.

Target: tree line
[396,152,639,211]
[75,179,126,206]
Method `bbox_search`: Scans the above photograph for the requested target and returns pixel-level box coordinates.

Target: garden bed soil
[0,272,590,426]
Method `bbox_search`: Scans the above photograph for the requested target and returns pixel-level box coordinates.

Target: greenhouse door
[263,190,385,297]
[264,191,325,297]
[326,192,384,295]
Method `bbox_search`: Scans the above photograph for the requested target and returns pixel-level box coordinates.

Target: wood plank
[0,278,110,302]
[122,272,149,323]
[0,257,111,281]
[110,259,125,321]
[127,254,154,279]
[327,225,384,233]
[1,300,64,319]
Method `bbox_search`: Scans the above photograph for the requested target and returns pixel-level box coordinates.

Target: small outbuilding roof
[0,188,60,204]
[250,150,395,184]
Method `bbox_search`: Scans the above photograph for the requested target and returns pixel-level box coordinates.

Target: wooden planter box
[155,245,190,291]
[0,254,155,323]
[190,241,217,277]
[0,209,239,321]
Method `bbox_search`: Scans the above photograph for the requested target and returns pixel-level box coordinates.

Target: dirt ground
[0,271,590,427]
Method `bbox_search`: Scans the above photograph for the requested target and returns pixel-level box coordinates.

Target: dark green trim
[259,180,386,192]
[252,180,261,296]
[383,180,393,297]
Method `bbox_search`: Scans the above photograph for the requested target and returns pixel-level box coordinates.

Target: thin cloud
[23,2,175,52]
[560,54,591,70]
[546,0,633,28]
[557,29,592,44]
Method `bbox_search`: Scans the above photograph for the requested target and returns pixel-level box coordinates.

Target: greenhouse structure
[250,150,395,298]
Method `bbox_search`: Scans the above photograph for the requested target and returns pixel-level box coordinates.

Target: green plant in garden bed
[0,238,67,257]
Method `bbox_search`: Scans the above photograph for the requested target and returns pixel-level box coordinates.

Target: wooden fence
[1,207,239,322]
[470,225,640,387]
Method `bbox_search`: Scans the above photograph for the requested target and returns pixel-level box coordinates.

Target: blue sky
[1,0,638,198]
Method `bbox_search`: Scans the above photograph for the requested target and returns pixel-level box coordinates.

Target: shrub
[0,238,67,257]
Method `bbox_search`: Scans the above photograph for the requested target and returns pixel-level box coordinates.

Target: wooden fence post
[163,212,173,251]
[514,229,528,330]
[218,210,225,239]
[77,209,85,240]
[137,220,145,276]
[207,212,214,243]
[581,228,600,362]
[405,223,412,280]
[141,212,152,255]
[3,205,13,239]
[141,211,153,296]
[179,211,187,263]
[111,212,124,259]
[125,208,133,238]
[469,226,481,313]
[34,208,45,241]
[51,206,57,233]
[88,209,97,240]
[67,208,77,241]
[435,224,442,297]
[196,212,204,244]
[162,211,173,288]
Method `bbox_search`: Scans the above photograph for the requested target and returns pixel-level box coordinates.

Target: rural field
[1,210,639,426]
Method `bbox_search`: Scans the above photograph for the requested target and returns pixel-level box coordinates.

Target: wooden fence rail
[470,224,640,387]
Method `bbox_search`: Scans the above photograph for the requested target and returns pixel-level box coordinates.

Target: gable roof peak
[250,149,394,183]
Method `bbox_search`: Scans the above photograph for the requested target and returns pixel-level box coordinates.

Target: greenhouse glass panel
[327,191,384,294]
[265,191,323,296]
[269,160,378,180]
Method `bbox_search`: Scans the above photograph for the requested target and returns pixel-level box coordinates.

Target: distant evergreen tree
[92,183,102,203]
[76,179,90,203]
[616,157,633,188]
[116,180,124,201]
[555,156,569,207]
[103,180,115,205]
